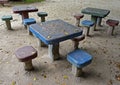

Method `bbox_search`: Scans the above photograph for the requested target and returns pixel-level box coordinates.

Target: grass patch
[24,0,45,3]
[11,0,45,5]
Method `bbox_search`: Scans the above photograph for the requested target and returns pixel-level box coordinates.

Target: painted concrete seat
[106,19,119,35]
[23,18,36,35]
[74,14,84,27]
[72,34,85,49]
[15,46,37,71]
[37,12,48,22]
[82,20,94,36]
[23,18,36,25]
[67,49,92,77]
[1,15,13,30]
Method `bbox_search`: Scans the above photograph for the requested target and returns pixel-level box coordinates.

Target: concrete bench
[106,19,119,35]
[15,46,37,71]
[1,15,13,30]
[67,49,92,77]
[0,0,8,6]
[23,18,36,35]
[81,20,94,36]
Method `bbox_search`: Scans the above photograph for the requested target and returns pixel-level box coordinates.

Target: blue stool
[37,12,48,22]
[23,18,36,35]
[1,15,13,30]
[67,49,93,77]
[82,20,94,36]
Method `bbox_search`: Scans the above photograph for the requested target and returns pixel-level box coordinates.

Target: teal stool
[82,20,94,36]
[37,12,48,47]
[67,49,93,77]
[1,15,13,30]
[23,18,36,35]
[37,12,48,22]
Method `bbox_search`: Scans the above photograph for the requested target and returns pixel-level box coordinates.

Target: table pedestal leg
[97,17,102,27]
[48,43,60,61]
[38,39,47,47]
[91,15,97,31]
[21,12,29,21]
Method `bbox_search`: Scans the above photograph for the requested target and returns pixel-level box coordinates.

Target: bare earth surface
[0,0,120,85]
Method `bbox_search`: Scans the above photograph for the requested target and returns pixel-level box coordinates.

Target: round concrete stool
[74,14,84,27]
[106,19,119,35]
[15,46,37,71]
[37,12,48,22]
[82,20,94,36]
[1,15,13,30]
[72,34,85,49]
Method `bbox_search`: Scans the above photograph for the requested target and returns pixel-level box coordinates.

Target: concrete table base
[38,39,47,47]
[91,16,97,31]
[48,43,60,61]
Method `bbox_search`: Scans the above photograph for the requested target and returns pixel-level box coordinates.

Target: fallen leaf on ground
[63,75,68,79]
[33,77,37,81]
[108,80,112,85]
[61,83,66,85]
[11,81,16,85]
[115,74,120,81]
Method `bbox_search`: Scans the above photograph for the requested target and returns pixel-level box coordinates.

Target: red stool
[74,14,84,27]
[15,46,37,71]
[72,34,85,49]
[106,19,119,35]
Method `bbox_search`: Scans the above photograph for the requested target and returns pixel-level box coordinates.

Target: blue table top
[81,7,110,18]
[29,19,83,45]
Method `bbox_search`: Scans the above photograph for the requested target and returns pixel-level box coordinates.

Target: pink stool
[74,14,84,27]
[106,19,119,35]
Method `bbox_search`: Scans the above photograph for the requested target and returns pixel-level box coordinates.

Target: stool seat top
[37,12,48,17]
[74,14,84,20]
[82,20,94,27]
[15,46,37,62]
[1,15,13,21]
[106,19,119,27]
[72,34,85,42]
[23,18,36,25]
[67,49,92,68]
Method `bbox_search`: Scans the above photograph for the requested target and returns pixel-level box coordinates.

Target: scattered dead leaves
[115,74,120,81]
[11,81,16,85]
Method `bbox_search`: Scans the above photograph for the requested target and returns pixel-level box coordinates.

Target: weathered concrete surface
[0,0,120,85]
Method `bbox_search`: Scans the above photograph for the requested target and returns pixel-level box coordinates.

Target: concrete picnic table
[13,5,38,21]
[29,19,83,61]
[81,7,110,30]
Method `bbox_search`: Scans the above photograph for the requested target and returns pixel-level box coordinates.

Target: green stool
[37,12,48,47]
[1,15,13,30]
[37,12,48,22]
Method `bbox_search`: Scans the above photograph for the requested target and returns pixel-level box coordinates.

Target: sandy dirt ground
[0,0,120,85]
